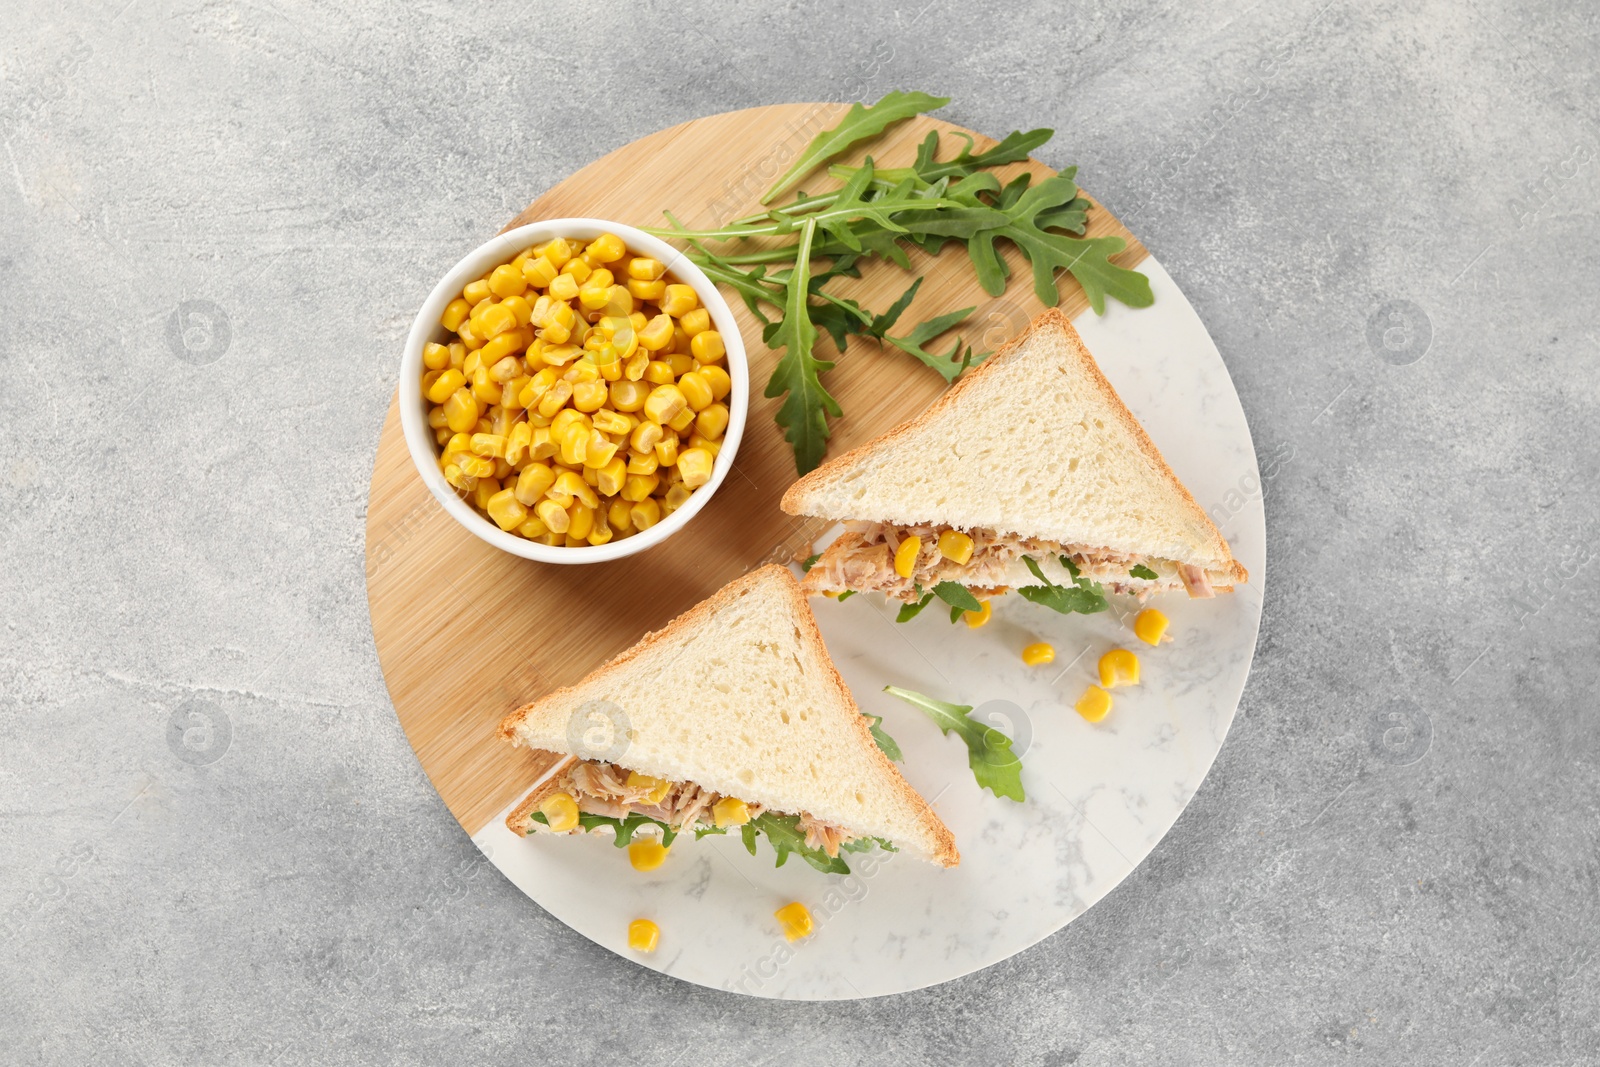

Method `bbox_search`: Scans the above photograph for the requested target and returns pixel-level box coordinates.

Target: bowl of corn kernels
[400,219,748,563]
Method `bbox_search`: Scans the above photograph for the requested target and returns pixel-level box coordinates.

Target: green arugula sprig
[1017,555,1109,616]
[740,812,896,875]
[884,686,1026,802]
[652,91,1151,473]
[763,91,950,204]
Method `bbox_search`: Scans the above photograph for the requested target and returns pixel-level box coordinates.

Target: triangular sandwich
[498,565,958,870]
[781,309,1247,607]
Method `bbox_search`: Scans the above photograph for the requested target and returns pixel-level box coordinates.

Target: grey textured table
[3,2,1597,1064]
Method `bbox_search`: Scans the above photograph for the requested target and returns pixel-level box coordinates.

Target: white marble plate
[473,257,1265,999]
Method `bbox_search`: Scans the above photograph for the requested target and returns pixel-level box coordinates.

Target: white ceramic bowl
[400,219,748,564]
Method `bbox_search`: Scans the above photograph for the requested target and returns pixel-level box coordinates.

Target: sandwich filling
[806,521,1231,603]
[521,756,895,872]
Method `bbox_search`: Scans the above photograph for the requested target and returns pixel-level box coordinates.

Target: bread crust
[498,565,960,867]
[781,308,1247,584]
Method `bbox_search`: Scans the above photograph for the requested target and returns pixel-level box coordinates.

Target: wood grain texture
[365,103,1149,836]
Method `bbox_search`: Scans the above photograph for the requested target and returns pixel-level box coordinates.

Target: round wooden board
[365,103,1149,837]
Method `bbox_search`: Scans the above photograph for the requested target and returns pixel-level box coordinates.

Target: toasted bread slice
[498,565,958,867]
[781,309,1245,599]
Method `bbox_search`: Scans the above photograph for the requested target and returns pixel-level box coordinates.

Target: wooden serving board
[365,103,1148,836]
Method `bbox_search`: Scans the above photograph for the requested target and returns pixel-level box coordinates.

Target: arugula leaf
[932,580,981,612]
[801,553,821,572]
[863,712,903,761]
[834,590,856,602]
[965,171,1153,313]
[763,218,838,474]
[740,822,758,856]
[1016,554,1109,616]
[762,91,949,204]
[833,127,1055,187]
[1130,563,1159,581]
[949,603,966,623]
[883,686,1026,802]
[896,591,935,622]
[530,810,678,848]
[883,306,988,383]
[751,812,851,874]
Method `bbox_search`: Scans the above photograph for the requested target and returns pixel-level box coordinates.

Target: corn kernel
[625,256,665,281]
[678,371,714,412]
[630,497,662,530]
[545,273,579,302]
[501,293,532,326]
[659,283,698,317]
[537,792,579,832]
[641,360,676,386]
[561,258,592,285]
[894,536,921,579]
[712,797,750,828]
[626,449,659,476]
[514,463,556,506]
[447,342,467,368]
[471,475,500,510]
[1098,649,1141,688]
[679,307,712,336]
[586,233,626,263]
[1021,642,1056,666]
[480,330,526,364]
[667,407,696,434]
[566,502,594,540]
[698,364,732,401]
[540,238,573,269]
[666,353,694,377]
[528,426,556,460]
[441,298,472,332]
[627,918,660,953]
[690,330,725,363]
[596,456,627,497]
[642,384,686,425]
[426,368,466,405]
[774,902,813,943]
[964,599,992,628]
[623,771,671,804]
[572,379,609,413]
[663,483,692,512]
[628,839,670,872]
[484,488,527,531]
[521,255,558,289]
[621,472,659,502]
[535,499,570,534]
[607,497,633,533]
[591,408,631,435]
[694,402,729,441]
[627,277,665,301]
[478,301,517,339]
[1134,608,1171,646]
[624,348,650,381]
[456,318,483,351]
[654,434,679,467]
[584,429,620,469]
[938,529,975,565]
[677,447,714,489]
[442,387,480,433]
[423,341,451,370]
[537,379,573,418]
[637,313,675,351]
[489,263,527,298]
[516,515,548,539]
[1076,685,1113,723]
[578,282,612,311]
[469,432,507,458]
[462,278,491,305]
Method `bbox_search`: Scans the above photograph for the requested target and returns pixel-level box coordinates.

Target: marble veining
[473,258,1266,999]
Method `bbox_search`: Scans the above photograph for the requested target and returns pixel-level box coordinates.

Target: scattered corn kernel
[628,839,670,872]
[894,536,921,579]
[538,792,579,832]
[627,917,660,953]
[1134,608,1171,646]
[1075,685,1113,723]
[774,902,814,943]
[1098,649,1140,688]
[1022,642,1055,666]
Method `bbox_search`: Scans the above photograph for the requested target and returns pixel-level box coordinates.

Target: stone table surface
[2,1,1597,1064]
